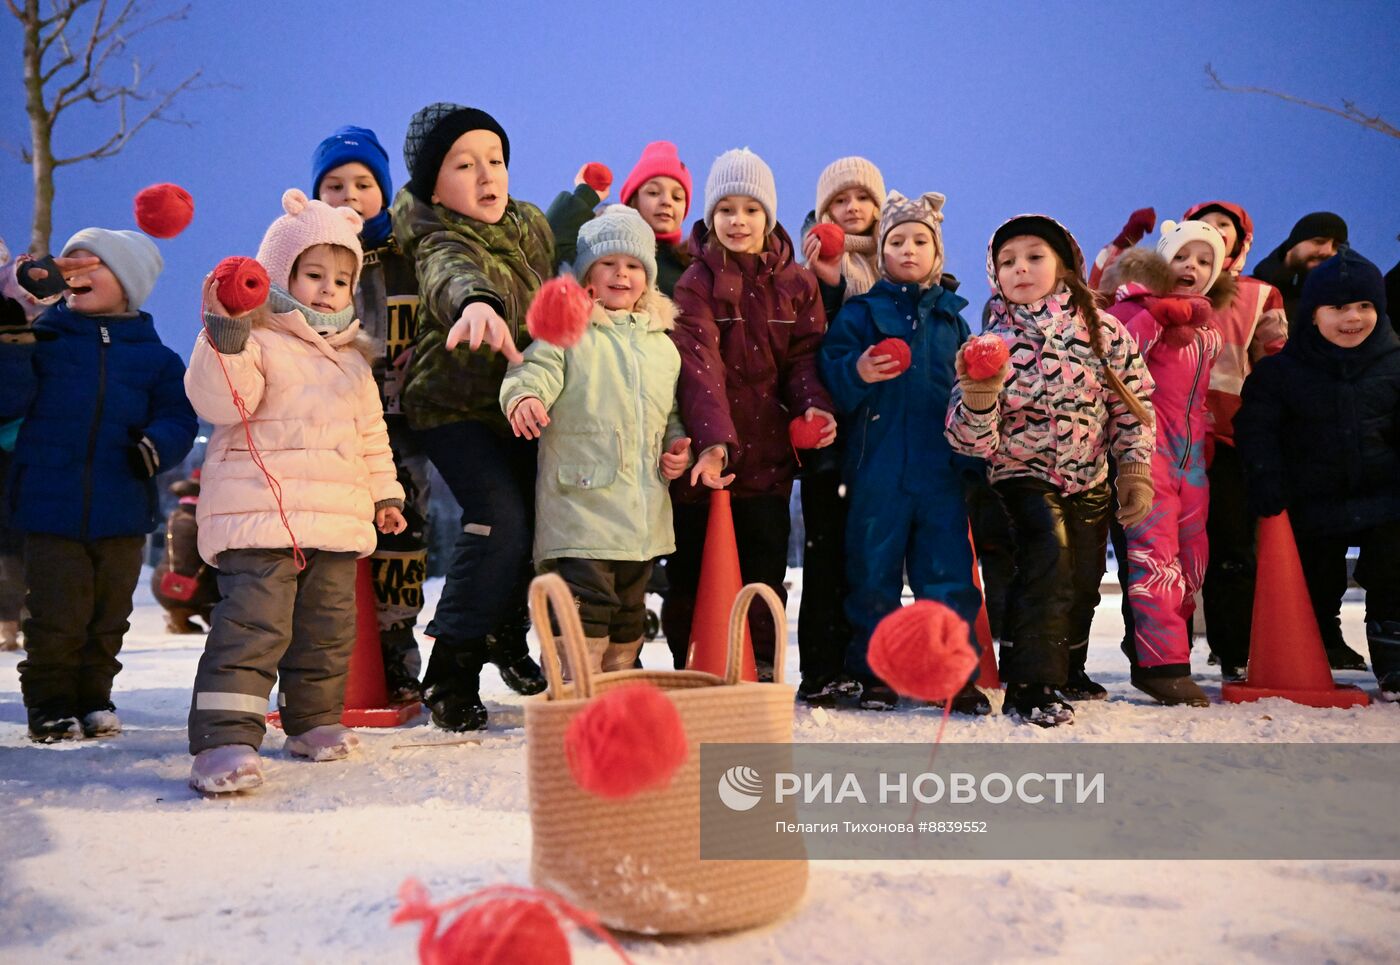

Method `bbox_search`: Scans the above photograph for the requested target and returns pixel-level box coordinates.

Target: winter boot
[423,639,489,732]
[381,626,424,704]
[0,619,20,651]
[600,638,644,673]
[1221,663,1247,684]
[1326,642,1369,672]
[560,636,609,682]
[1059,668,1108,701]
[947,681,992,716]
[1004,683,1074,727]
[1379,672,1400,702]
[487,616,547,696]
[796,674,846,708]
[27,704,81,743]
[857,676,899,711]
[285,723,361,762]
[165,609,203,634]
[1366,620,1400,701]
[80,703,122,738]
[1130,671,1209,707]
[189,744,264,794]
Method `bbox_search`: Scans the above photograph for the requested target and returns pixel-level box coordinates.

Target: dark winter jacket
[1236,288,1400,534]
[391,188,554,433]
[356,235,420,418]
[546,184,691,297]
[820,279,979,492]
[0,302,197,540]
[670,222,832,502]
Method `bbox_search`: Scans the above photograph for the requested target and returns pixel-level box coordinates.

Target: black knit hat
[1298,247,1386,326]
[992,215,1078,273]
[403,102,510,202]
[1283,211,1348,251]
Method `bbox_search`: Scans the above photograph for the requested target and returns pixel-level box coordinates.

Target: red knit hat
[619,141,692,220]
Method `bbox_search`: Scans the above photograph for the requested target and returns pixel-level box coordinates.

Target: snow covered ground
[2,571,1397,963]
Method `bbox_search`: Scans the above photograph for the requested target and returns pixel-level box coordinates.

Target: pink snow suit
[1106,260,1221,669]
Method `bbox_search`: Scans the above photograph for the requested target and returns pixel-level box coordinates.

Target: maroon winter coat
[670,223,833,502]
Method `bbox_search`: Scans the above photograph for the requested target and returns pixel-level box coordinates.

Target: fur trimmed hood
[1104,247,1236,311]
[585,285,676,333]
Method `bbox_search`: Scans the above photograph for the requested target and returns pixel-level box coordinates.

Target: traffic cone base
[1221,681,1370,709]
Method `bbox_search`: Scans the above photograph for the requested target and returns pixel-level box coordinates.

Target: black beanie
[1298,247,1386,325]
[403,102,510,203]
[1284,211,1348,251]
[992,216,1078,274]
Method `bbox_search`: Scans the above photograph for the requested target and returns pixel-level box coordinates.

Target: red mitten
[872,336,912,375]
[962,334,1009,381]
[211,257,270,315]
[526,275,593,349]
[581,162,613,194]
[1112,207,1156,249]
[789,415,828,450]
[810,223,845,260]
[1152,297,1194,328]
[135,183,194,238]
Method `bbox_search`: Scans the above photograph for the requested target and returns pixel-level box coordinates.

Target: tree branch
[53,66,201,165]
[1205,63,1400,141]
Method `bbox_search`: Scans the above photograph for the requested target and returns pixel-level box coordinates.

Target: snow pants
[1201,442,1256,668]
[371,417,432,680]
[187,548,356,754]
[797,456,852,684]
[1293,519,1400,680]
[538,557,653,642]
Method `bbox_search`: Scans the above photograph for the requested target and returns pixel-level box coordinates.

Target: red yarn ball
[211,256,271,315]
[810,222,845,260]
[962,333,1009,381]
[527,275,593,349]
[581,162,613,194]
[788,414,827,450]
[134,183,194,238]
[565,683,688,799]
[867,601,978,702]
[872,336,912,375]
[432,898,571,965]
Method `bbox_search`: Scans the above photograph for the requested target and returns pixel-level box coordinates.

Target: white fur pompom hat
[1156,219,1226,293]
[255,188,365,290]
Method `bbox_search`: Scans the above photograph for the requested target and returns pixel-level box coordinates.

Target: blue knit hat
[575,205,658,287]
[1299,247,1387,325]
[311,125,392,201]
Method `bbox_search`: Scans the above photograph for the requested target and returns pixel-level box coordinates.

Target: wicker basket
[524,573,808,935]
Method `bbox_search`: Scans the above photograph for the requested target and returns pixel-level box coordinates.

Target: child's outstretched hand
[801,231,842,287]
[660,436,692,480]
[446,301,524,363]
[376,505,408,535]
[802,407,838,448]
[508,396,550,439]
[857,345,903,383]
[690,444,734,489]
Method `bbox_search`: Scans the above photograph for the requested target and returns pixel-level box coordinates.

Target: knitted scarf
[841,231,879,297]
[269,285,356,336]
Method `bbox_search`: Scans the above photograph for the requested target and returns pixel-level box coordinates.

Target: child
[819,191,986,712]
[391,102,554,730]
[801,156,887,307]
[946,215,1155,726]
[151,473,220,633]
[666,148,836,676]
[500,207,690,672]
[312,125,436,703]
[0,228,196,741]
[1237,249,1400,701]
[1102,221,1227,706]
[620,141,694,297]
[186,190,406,793]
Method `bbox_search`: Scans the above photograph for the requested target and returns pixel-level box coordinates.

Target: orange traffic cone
[1221,511,1369,708]
[269,557,422,728]
[686,489,757,680]
[967,528,1001,689]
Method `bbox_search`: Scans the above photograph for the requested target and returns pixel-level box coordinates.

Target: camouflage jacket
[355,236,420,417]
[391,188,554,432]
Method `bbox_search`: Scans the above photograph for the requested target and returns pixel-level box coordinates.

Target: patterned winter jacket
[390,188,554,433]
[355,236,420,418]
[670,222,832,502]
[945,218,1155,493]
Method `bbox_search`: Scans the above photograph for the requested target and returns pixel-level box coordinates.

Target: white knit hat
[575,205,658,287]
[815,156,886,224]
[1156,219,1226,293]
[703,148,777,233]
[61,228,163,312]
[255,189,365,290]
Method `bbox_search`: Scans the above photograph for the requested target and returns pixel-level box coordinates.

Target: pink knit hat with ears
[255,188,365,290]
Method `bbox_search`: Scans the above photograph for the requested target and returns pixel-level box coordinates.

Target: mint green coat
[500,289,686,563]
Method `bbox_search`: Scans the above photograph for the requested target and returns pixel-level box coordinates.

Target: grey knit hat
[575,205,658,286]
[61,227,163,312]
[703,148,777,233]
[878,191,947,283]
[402,102,509,202]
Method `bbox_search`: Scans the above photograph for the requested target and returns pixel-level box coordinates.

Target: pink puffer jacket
[186,309,404,565]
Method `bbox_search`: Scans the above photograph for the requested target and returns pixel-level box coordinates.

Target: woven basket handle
[529,573,596,701]
[725,583,788,685]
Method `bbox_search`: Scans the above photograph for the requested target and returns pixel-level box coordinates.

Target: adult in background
[1252,212,1348,327]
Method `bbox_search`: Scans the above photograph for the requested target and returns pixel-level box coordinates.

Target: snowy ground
[2,571,1397,964]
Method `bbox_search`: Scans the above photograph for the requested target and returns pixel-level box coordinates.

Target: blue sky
[3,0,1398,354]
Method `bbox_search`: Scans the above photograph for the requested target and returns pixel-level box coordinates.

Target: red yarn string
[199,313,306,571]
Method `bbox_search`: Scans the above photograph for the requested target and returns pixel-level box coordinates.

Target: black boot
[1059,668,1108,701]
[1366,620,1400,701]
[380,626,423,704]
[857,676,899,711]
[1325,642,1369,672]
[948,681,992,716]
[796,673,846,708]
[28,703,81,743]
[423,640,488,732]
[1004,683,1074,727]
[486,613,546,696]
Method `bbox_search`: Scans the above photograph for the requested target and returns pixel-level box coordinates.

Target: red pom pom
[212,257,270,315]
[581,162,613,194]
[867,601,978,702]
[872,336,912,375]
[527,275,594,349]
[134,183,194,239]
[788,414,827,450]
[565,683,687,799]
[962,333,1009,380]
[810,222,845,260]
[433,897,571,965]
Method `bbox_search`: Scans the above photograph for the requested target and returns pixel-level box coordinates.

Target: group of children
[2,100,1396,793]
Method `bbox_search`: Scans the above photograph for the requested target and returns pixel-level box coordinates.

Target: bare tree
[7,0,204,254]
[1206,63,1400,142]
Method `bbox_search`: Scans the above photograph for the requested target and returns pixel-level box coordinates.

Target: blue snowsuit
[819,279,982,678]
